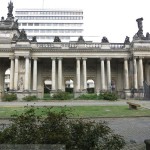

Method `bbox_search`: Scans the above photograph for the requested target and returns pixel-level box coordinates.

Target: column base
[124,89,131,99]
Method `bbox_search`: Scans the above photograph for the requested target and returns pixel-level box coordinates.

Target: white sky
[0,0,150,42]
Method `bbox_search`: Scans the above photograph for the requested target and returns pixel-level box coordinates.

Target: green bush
[76,94,98,100]
[2,93,17,101]
[99,92,118,101]
[22,95,37,101]
[0,107,125,150]
[52,91,73,100]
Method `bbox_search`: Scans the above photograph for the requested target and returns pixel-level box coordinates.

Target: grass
[0,106,150,118]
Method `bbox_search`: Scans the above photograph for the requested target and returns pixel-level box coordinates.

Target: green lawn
[0,106,149,118]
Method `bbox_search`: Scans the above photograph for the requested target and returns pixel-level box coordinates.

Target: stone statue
[124,36,130,44]
[12,34,18,41]
[53,36,61,42]
[146,32,150,40]
[31,36,37,42]
[7,1,14,19]
[18,77,24,91]
[101,36,109,43]
[18,29,28,40]
[133,17,145,40]
[77,36,85,43]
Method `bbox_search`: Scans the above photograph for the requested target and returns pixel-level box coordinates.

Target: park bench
[126,102,141,110]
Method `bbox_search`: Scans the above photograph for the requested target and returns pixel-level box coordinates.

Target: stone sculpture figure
[18,29,28,40]
[7,1,14,19]
[101,36,109,43]
[12,34,18,41]
[18,77,24,91]
[146,32,150,40]
[133,17,145,40]
[124,36,130,44]
[53,36,61,42]
[77,36,85,43]
[31,36,37,42]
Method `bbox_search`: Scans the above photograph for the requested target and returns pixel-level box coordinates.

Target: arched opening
[44,79,52,93]
[87,79,95,93]
[65,79,74,93]
[4,68,10,92]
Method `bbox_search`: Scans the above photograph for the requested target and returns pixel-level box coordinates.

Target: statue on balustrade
[146,32,150,40]
[77,36,85,43]
[18,29,28,41]
[124,36,130,44]
[31,36,37,42]
[53,36,61,42]
[101,36,109,43]
[7,1,14,20]
[133,17,145,40]
[12,34,18,41]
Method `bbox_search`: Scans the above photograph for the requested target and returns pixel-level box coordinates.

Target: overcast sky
[0,0,150,42]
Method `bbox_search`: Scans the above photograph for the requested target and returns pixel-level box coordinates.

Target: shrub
[52,91,72,100]
[22,95,37,101]
[76,94,98,100]
[2,93,17,101]
[0,107,125,150]
[99,92,118,101]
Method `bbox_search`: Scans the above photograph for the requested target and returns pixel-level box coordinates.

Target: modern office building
[15,9,84,42]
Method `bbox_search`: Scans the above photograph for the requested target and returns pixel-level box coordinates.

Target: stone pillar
[138,57,144,88]
[33,58,38,91]
[106,58,111,91]
[9,57,14,90]
[76,58,81,91]
[101,58,105,91]
[14,56,19,90]
[124,58,129,89]
[58,58,62,90]
[83,58,87,91]
[133,57,138,89]
[51,57,56,91]
[24,56,30,91]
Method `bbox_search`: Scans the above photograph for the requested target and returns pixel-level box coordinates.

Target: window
[22,23,27,26]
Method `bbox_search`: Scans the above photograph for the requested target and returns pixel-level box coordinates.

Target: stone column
[101,58,105,90]
[124,58,129,89]
[133,57,138,89]
[138,57,144,88]
[51,57,56,91]
[14,56,19,90]
[83,58,87,90]
[24,56,30,91]
[9,57,14,90]
[58,58,62,90]
[76,58,81,91]
[106,58,111,91]
[33,58,38,90]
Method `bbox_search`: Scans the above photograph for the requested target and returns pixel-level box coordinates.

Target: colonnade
[9,56,144,93]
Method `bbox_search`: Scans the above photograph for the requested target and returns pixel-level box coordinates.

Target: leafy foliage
[22,95,37,101]
[52,91,73,100]
[0,107,125,150]
[2,93,17,101]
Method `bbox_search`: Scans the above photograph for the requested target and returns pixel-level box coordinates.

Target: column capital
[24,55,31,59]
[124,57,129,61]
[82,57,87,60]
[32,57,38,60]
[57,57,63,60]
[138,56,144,59]
[106,58,111,61]
[51,57,56,60]
[9,56,14,60]
[76,57,81,60]
[100,57,105,61]
[14,56,19,59]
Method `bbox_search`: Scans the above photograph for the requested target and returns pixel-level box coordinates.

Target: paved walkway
[0,99,150,108]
